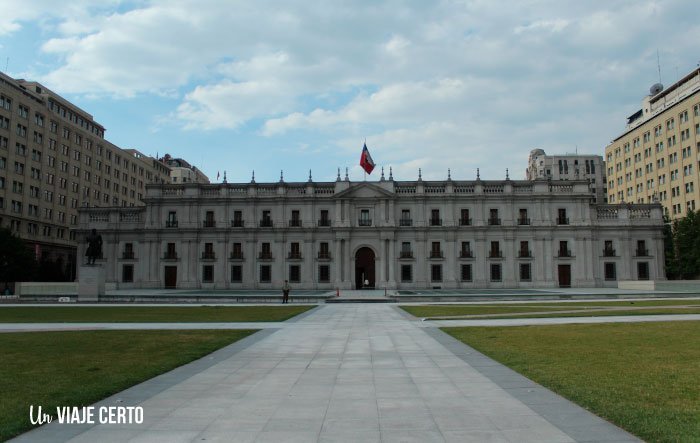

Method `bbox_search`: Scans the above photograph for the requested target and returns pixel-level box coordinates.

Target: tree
[665,210,700,279]
[0,228,38,291]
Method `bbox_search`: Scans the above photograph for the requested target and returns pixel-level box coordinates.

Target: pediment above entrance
[335,183,395,199]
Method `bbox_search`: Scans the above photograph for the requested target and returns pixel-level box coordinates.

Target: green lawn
[401,299,700,319]
[444,322,700,442]
[0,329,256,441]
[0,305,314,323]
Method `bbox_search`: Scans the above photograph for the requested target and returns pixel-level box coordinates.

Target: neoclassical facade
[77,177,666,290]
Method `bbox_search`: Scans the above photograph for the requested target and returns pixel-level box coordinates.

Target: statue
[85,229,103,265]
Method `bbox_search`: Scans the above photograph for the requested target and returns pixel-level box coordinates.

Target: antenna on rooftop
[656,49,662,83]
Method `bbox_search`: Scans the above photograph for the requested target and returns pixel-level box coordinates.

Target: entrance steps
[325,289,398,303]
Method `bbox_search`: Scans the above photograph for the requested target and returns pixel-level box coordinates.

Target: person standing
[282,280,291,304]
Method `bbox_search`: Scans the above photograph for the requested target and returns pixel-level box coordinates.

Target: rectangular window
[637,262,649,280]
[319,242,330,259]
[461,264,472,282]
[401,265,412,282]
[202,265,214,282]
[557,208,568,224]
[490,241,501,258]
[519,241,529,257]
[460,241,471,258]
[400,209,411,226]
[231,265,242,283]
[430,241,442,258]
[289,265,301,283]
[559,240,570,257]
[430,209,441,226]
[490,263,502,282]
[290,210,301,227]
[122,265,134,283]
[519,263,531,281]
[261,242,272,259]
[604,263,617,281]
[319,265,330,283]
[460,208,470,225]
[489,208,500,225]
[431,264,442,282]
[289,242,301,259]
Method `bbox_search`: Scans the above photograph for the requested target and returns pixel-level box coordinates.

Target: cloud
[8,0,700,182]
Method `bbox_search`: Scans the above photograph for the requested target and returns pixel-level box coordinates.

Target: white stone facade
[77,178,665,290]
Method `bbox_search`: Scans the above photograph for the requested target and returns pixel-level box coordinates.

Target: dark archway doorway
[355,247,375,289]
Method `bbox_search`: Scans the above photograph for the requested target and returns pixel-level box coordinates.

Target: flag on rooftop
[359,143,375,174]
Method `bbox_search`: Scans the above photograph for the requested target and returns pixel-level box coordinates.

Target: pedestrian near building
[282,280,290,304]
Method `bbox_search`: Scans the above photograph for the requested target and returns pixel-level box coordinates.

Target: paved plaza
[13,304,641,442]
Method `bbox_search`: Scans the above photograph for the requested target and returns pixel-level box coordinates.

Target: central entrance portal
[355,247,375,289]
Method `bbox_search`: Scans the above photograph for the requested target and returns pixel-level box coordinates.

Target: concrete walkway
[13,304,640,442]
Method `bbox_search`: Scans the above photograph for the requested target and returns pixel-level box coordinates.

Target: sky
[1,0,699,184]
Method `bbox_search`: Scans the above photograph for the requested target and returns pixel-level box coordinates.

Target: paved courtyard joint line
[13,305,639,443]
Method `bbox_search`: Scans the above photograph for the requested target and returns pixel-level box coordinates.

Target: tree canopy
[0,228,38,286]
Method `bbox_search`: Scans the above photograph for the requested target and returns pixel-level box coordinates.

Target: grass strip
[401,300,700,318]
[443,322,700,442]
[0,329,256,441]
[0,305,314,323]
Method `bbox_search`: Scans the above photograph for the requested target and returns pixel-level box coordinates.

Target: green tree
[665,210,700,279]
[0,228,38,291]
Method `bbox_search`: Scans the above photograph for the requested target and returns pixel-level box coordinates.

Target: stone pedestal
[78,266,105,302]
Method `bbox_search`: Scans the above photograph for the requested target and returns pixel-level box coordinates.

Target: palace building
[78,174,665,290]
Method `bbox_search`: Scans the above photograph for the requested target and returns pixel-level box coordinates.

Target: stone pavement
[13,304,641,442]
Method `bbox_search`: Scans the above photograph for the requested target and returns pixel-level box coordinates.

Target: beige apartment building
[605,67,700,219]
[0,71,171,280]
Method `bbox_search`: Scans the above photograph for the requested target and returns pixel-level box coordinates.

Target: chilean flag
[359,143,375,174]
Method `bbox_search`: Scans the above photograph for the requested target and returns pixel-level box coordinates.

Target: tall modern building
[525,149,606,203]
[604,67,700,219]
[0,71,172,279]
[78,176,665,290]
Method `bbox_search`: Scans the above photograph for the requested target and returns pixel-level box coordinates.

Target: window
[431,264,442,282]
[518,208,529,225]
[460,241,472,258]
[559,241,570,257]
[122,265,134,283]
[319,265,330,283]
[319,209,330,226]
[165,242,177,259]
[290,210,301,227]
[319,242,330,259]
[460,208,470,225]
[488,208,500,225]
[260,242,272,259]
[636,240,648,256]
[204,210,215,227]
[203,243,215,260]
[489,241,501,258]
[259,265,271,282]
[231,265,242,283]
[637,262,649,280]
[289,242,301,259]
[519,241,530,257]
[400,209,411,226]
[359,209,371,226]
[401,265,412,282]
[557,208,568,224]
[604,263,617,281]
[289,265,301,283]
[202,265,214,282]
[166,211,177,227]
[490,263,502,281]
[430,241,442,258]
[519,263,531,281]
[261,210,272,227]
[430,209,441,226]
[461,264,472,282]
